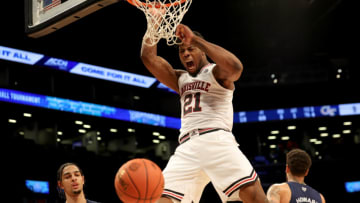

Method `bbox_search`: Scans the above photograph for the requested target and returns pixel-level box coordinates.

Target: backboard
[25,0,119,38]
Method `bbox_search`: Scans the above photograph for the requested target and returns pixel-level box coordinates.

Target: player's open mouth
[186,61,194,69]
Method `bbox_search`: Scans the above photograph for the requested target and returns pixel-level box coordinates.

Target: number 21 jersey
[178,63,234,136]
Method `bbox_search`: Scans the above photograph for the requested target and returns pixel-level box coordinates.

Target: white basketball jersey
[178,63,234,136]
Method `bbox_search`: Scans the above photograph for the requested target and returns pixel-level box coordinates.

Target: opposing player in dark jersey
[57,162,101,203]
[267,149,326,203]
[140,22,269,203]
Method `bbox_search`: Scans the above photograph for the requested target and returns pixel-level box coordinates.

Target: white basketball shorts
[161,129,258,203]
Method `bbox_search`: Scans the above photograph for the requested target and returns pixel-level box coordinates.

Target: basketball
[114,158,164,203]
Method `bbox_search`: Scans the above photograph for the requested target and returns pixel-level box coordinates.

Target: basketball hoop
[127,0,192,46]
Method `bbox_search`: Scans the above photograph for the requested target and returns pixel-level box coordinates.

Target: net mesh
[129,0,192,46]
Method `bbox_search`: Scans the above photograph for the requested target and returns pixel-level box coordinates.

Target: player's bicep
[266,185,281,203]
[214,64,243,81]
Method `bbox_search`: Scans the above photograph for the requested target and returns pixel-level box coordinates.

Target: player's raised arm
[140,8,180,94]
[140,38,180,94]
[176,24,243,85]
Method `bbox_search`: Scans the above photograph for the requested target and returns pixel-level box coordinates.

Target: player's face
[178,44,204,76]
[59,165,84,196]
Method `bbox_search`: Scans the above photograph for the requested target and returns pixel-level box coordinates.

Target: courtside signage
[44,57,78,71]
[157,82,176,93]
[25,180,50,194]
[70,63,157,88]
[0,45,158,88]
[129,110,166,127]
[0,88,180,129]
[345,181,360,193]
[0,46,44,65]
[1,88,359,126]
[339,103,360,116]
[234,104,359,123]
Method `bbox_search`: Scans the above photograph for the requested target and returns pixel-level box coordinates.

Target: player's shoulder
[267,182,292,202]
[175,69,187,74]
[269,182,288,188]
[175,69,187,77]
[268,182,291,193]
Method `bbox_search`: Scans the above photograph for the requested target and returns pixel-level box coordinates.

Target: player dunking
[140,23,269,203]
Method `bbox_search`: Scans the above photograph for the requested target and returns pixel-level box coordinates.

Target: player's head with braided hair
[57,162,85,200]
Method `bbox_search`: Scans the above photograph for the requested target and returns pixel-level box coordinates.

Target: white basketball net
[129,0,192,46]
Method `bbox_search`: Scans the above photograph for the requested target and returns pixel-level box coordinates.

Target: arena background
[1,0,359,202]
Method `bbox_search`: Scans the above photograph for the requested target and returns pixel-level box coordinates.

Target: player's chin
[72,189,82,194]
[186,65,196,73]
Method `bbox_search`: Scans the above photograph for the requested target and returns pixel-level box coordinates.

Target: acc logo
[44,58,69,70]
[320,105,337,116]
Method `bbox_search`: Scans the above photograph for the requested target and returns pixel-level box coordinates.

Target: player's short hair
[286,149,312,176]
[57,162,84,181]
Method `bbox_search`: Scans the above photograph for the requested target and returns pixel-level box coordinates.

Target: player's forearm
[140,37,179,93]
[192,36,243,76]
[141,37,157,62]
[140,37,163,74]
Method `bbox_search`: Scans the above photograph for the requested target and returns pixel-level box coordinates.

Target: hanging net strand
[127,0,192,46]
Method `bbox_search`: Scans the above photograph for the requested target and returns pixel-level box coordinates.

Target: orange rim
[127,0,187,8]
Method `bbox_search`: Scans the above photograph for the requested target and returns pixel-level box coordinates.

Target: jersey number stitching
[183,92,202,116]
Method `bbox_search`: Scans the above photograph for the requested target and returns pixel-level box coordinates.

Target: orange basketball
[114,158,164,203]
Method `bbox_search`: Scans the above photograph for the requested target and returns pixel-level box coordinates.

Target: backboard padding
[25,0,119,38]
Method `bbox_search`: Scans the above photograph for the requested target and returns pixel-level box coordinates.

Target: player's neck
[199,60,210,70]
[65,193,86,203]
[287,174,305,185]
[189,61,210,77]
